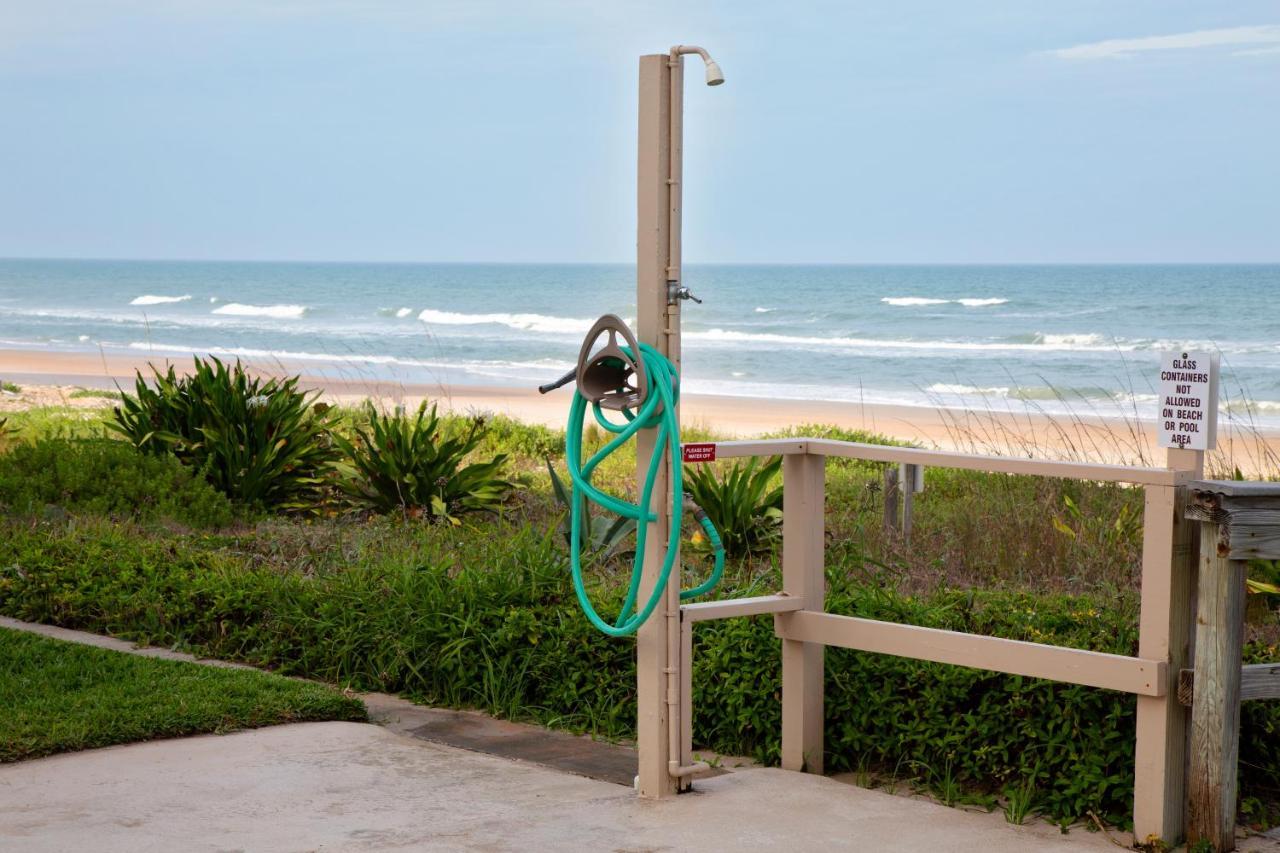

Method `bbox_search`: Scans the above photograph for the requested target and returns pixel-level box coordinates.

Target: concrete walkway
[2,721,1125,853]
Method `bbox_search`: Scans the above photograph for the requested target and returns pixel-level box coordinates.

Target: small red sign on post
[682,442,716,463]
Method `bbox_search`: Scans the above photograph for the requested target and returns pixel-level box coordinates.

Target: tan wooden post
[779,452,826,773]
[1132,447,1201,847]
[634,51,677,799]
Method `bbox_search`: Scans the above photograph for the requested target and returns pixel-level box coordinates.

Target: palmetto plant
[546,460,637,557]
[682,455,784,557]
[109,358,338,509]
[332,402,511,523]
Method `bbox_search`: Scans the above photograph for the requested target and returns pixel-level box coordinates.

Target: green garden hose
[565,341,725,637]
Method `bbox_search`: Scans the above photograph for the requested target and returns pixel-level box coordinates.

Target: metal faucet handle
[670,285,703,305]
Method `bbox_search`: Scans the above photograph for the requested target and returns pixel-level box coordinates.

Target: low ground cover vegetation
[1,361,1278,832]
[0,627,366,762]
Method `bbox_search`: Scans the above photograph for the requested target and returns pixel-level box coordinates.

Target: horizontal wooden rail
[712,439,809,458]
[806,439,1180,485]
[774,610,1166,696]
[710,438,1180,485]
[1178,663,1280,706]
[681,594,803,624]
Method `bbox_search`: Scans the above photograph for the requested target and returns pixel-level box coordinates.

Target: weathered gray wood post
[882,466,899,536]
[1184,481,1280,852]
[901,463,922,542]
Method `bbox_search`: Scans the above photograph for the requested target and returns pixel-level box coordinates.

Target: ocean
[1,259,1278,427]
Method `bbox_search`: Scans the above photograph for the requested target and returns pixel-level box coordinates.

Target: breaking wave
[211,303,308,319]
[417,308,595,335]
[882,296,1008,308]
[130,294,191,306]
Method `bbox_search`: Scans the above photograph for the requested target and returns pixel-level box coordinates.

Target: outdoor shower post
[635,51,679,799]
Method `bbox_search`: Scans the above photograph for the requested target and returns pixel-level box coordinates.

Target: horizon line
[3,255,1279,267]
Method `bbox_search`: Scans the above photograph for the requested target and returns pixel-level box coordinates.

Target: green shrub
[0,437,234,528]
[109,358,338,509]
[469,414,563,463]
[8,519,1275,831]
[333,402,512,522]
[683,456,783,557]
[1,381,20,394]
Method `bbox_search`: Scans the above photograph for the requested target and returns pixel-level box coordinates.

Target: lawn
[0,627,367,762]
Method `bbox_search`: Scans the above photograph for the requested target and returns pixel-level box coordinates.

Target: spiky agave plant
[682,455,783,557]
[332,401,512,523]
[109,357,338,510]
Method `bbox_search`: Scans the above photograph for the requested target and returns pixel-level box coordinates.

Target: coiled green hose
[565,341,725,637]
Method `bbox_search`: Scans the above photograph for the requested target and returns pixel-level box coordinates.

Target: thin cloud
[1049,24,1280,60]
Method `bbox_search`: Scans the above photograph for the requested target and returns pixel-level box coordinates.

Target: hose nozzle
[538,368,578,395]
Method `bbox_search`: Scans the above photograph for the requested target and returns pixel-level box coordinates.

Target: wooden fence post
[882,466,899,537]
[780,452,825,773]
[1184,481,1280,851]
[1132,448,1200,847]
[901,463,922,542]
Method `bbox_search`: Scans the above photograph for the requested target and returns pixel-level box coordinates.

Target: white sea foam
[211,303,308,319]
[417,308,594,335]
[690,328,1137,353]
[753,306,775,313]
[395,307,413,318]
[927,382,1012,396]
[882,297,950,306]
[130,294,191,306]
[122,341,575,374]
[78,335,90,342]
[1036,333,1104,346]
[883,296,1007,308]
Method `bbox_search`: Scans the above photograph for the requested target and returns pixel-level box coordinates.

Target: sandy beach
[3,347,1278,474]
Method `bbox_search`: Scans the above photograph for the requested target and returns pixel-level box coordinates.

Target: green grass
[1,380,21,393]
[0,405,115,441]
[67,387,122,400]
[0,627,366,762]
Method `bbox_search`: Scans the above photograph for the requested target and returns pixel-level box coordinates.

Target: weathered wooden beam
[1186,521,1247,852]
[1177,663,1280,706]
[882,466,900,536]
[1188,480,1280,560]
[901,463,922,542]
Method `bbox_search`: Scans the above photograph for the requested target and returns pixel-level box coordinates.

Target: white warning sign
[1157,350,1219,451]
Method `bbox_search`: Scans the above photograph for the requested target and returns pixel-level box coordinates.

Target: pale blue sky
[1,2,1276,263]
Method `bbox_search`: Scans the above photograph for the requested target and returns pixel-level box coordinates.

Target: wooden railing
[677,437,1206,847]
